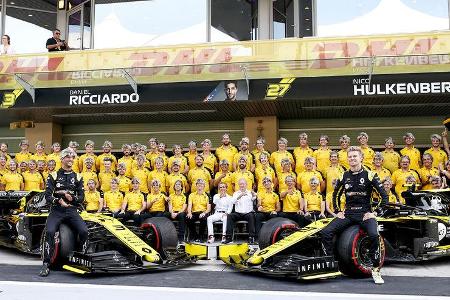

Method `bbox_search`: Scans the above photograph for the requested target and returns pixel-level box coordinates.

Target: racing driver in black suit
[321,146,388,284]
[39,148,87,277]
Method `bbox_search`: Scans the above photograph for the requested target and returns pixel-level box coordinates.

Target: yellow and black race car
[0,191,194,274]
[220,188,450,280]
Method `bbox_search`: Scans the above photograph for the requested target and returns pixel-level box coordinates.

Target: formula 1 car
[0,191,194,274]
[220,188,450,280]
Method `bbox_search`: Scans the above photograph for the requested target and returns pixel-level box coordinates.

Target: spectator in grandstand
[372,152,391,182]
[19,161,28,173]
[97,141,117,173]
[391,156,420,204]
[0,155,7,176]
[357,132,375,169]
[0,143,10,161]
[254,152,277,193]
[22,160,44,191]
[84,179,103,213]
[201,139,218,174]
[324,151,345,207]
[338,135,351,170]
[303,177,326,221]
[166,160,189,195]
[418,153,439,190]
[297,157,325,194]
[148,157,168,194]
[279,175,307,227]
[68,141,80,173]
[214,159,234,195]
[255,177,280,237]
[79,140,97,173]
[118,144,133,177]
[215,133,238,171]
[184,140,198,170]
[146,138,159,163]
[46,29,68,52]
[141,179,167,220]
[224,81,238,101]
[15,140,31,165]
[314,135,332,174]
[80,157,98,190]
[382,137,401,174]
[233,137,254,172]
[270,137,295,175]
[232,155,255,192]
[47,143,61,170]
[381,177,398,204]
[116,162,131,193]
[400,133,421,171]
[118,178,146,226]
[187,178,211,242]
[207,182,233,243]
[168,144,189,175]
[37,160,48,180]
[293,132,314,175]
[31,141,47,162]
[188,155,213,194]
[252,137,270,170]
[225,178,256,244]
[167,179,187,242]
[98,158,115,193]
[131,154,150,195]
[0,160,23,191]
[1,34,15,55]
[103,178,123,217]
[425,134,448,169]
[278,158,296,194]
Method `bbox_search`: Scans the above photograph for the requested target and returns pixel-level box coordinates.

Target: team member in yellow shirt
[381,177,399,204]
[418,153,440,190]
[142,179,167,219]
[23,159,44,191]
[132,145,151,170]
[167,179,188,242]
[0,143,11,162]
[200,139,218,175]
[372,152,391,182]
[145,137,159,164]
[303,177,326,221]
[278,158,296,194]
[252,137,270,170]
[84,179,103,212]
[293,132,314,175]
[279,175,307,226]
[255,177,280,236]
[391,156,420,203]
[46,160,56,182]
[270,137,295,175]
[400,132,421,171]
[116,162,132,193]
[313,135,332,174]
[186,179,211,241]
[118,144,134,177]
[184,140,198,170]
[214,159,234,195]
[80,157,98,190]
[425,134,448,169]
[168,144,189,175]
[98,158,116,193]
[0,155,8,176]
[15,140,31,165]
[297,157,325,194]
[254,153,277,193]
[232,156,255,191]
[30,141,47,163]
[150,143,169,172]
[357,132,375,169]
[382,137,401,174]
[215,133,238,171]
[188,155,213,193]
[324,151,345,209]
[233,137,254,172]
[131,154,150,194]
[0,160,24,191]
[338,135,351,170]
[19,161,28,173]
[79,140,97,173]
[47,143,61,171]
[68,141,80,173]
[166,161,189,195]
[96,141,117,173]
[103,178,123,217]
[148,157,168,194]
[37,160,48,181]
[118,178,146,225]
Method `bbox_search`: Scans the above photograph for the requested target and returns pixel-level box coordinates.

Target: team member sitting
[391,156,420,204]
[430,176,444,190]
[19,161,28,173]
[255,177,280,237]
[297,157,324,194]
[141,179,167,220]
[0,160,24,191]
[118,178,146,226]
[279,175,307,227]
[103,178,123,217]
[186,179,211,242]
[381,177,399,204]
[84,179,103,212]
[23,159,44,191]
[207,182,233,243]
[167,180,188,242]
[418,153,439,190]
[303,177,326,221]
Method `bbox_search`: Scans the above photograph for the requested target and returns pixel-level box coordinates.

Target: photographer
[39,148,87,277]
[46,29,68,52]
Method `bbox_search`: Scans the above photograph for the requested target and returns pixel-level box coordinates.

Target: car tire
[258,217,299,250]
[40,223,75,268]
[141,217,178,256]
[336,225,385,277]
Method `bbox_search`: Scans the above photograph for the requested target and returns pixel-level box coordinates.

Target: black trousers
[43,206,88,264]
[117,211,141,226]
[255,212,278,236]
[226,212,255,238]
[168,212,186,240]
[321,212,381,268]
[305,211,325,222]
[278,212,309,227]
[186,212,207,240]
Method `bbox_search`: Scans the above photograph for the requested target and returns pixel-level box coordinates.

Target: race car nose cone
[247,255,264,265]
[144,253,161,263]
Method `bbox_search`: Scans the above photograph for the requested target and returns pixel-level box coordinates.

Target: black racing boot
[39,263,50,277]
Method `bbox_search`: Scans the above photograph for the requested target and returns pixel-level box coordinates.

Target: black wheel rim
[357,235,372,268]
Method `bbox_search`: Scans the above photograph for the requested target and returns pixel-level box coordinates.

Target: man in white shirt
[207,182,233,243]
[224,178,256,244]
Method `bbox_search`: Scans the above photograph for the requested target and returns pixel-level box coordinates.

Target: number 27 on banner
[265,78,295,100]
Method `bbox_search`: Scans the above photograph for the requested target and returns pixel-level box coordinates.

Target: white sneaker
[372,267,384,284]
[207,235,215,243]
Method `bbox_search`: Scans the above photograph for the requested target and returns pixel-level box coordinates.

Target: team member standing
[232,156,255,192]
[215,134,238,171]
[131,154,150,195]
[313,135,332,174]
[297,157,325,194]
[80,157,98,190]
[31,141,47,162]
[39,148,87,277]
[372,152,391,182]
[148,157,168,194]
[118,144,134,177]
[166,161,189,195]
[68,141,81,173]
[145,138,159,164]
[252,137,270,170]
[400,133,421,171]
[0,143,11,161]
[47,143,62,171]
[338,135,351,170]
[186,179,211,242]
[200,139,218,175]
[118,178,146,226]
[98,158,116,193]
[150,143,169,172]
[0,155,8,176]
[425,134,448,169]
[167,180,188,242]
[254,153,277,193]
[270,138,295,175]
[293,133,314,175]
[15,140,32,165]
[79,140,97,173]
[96,141,117,173]
[321,146,388,284]
[116,162,132,193]
[324,151,345,210]
[278,158,296,194]
[233,137,254,172]
[84,179,103,212]
[23,160,44,191]
[418,153,439,190]
[184,141,198,170]
[0,160,24,191]
[188,155,213,193]
[382,137,401,174]
[207,182,233,243]
[357,132,375,169]
[391,156,420,203]
[168,144,189,175]
[255,177,280,237]
[214,159,234,195]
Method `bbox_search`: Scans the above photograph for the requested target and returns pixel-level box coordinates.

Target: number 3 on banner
[265,78,295,100]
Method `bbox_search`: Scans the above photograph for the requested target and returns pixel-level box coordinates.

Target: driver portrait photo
[224,81,238,101]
